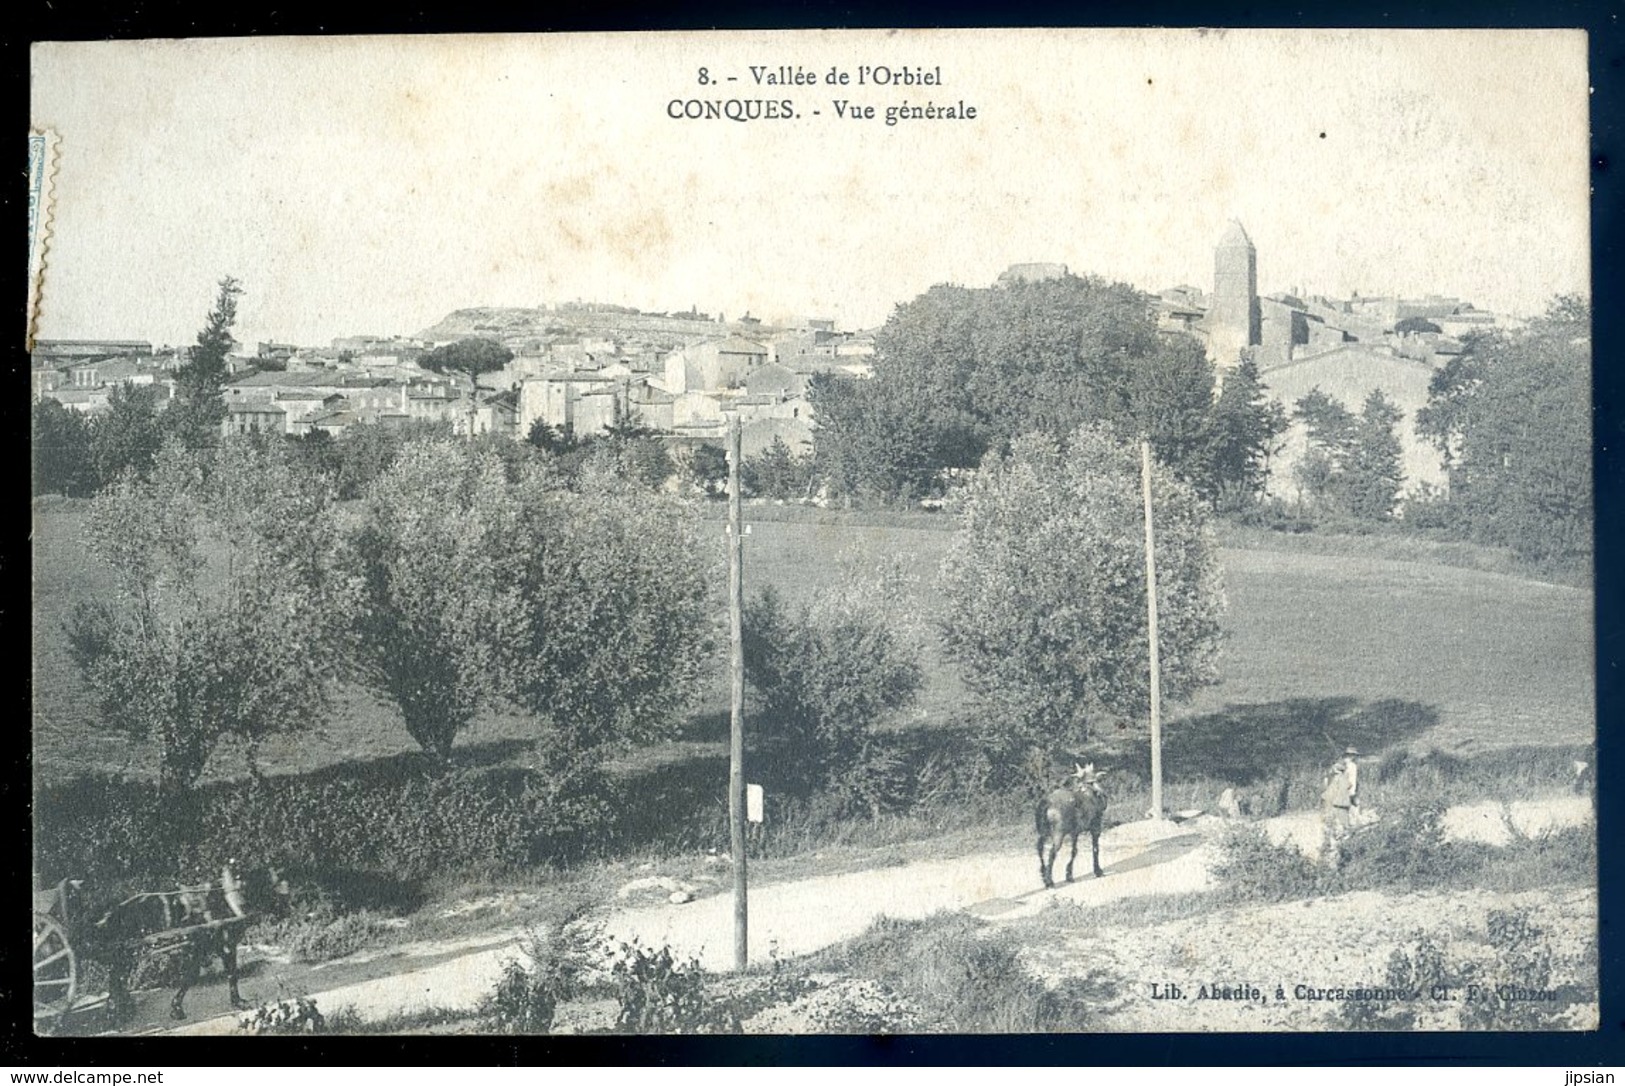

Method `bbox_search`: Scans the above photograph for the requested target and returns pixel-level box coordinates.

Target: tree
[939,425,1224,753]
[1293,387,1404,520]
[511,472,713,771]
[1418,296,1591,567]
[1200,358,1289,506]
[91,383,164,487]
[743,582,922,793]
[32,398,96,497]
[285,428,341,488]
[345,440,528,761]
[420,338,514,436]
[742,435,812,500]
[527,419,580,456]
[685,443,730,498]
[811,275,1266,502]
[1292,387,1357,510]
[807,372,977,503]
[599,404,674,490]
[1344,390,1405,520]
[65,439,342,812]
[331,419,451,500]
[170,277,243,448]
[1394,316,1443,335]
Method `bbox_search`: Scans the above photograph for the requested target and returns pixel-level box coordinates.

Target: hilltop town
[30,223,1506,494]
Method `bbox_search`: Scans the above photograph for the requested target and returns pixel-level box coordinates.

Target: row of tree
[66,416,1227,823]
[67,437,714,803]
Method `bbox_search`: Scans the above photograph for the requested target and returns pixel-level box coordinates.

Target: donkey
[1035,764,1108,888]
[93,863,290,1022]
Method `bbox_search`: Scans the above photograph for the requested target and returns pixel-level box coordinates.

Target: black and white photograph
[28,28,1596,1038]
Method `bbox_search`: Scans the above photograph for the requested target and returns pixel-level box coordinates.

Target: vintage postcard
[29,29,1594,1038]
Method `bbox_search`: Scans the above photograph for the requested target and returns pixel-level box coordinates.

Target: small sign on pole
[746,783,764,824]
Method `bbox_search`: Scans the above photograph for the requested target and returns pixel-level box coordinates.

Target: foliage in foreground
[1213,812,1596,904]
[1338,906,1595,1030]
[811,911,1090,1032]
[236,997,328,1035]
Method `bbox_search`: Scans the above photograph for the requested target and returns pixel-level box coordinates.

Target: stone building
[1202,221,1261,370]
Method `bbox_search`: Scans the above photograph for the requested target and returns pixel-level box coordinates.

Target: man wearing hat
[1321,746,1361,858]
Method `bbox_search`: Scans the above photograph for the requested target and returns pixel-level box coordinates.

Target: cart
[32,879,82,1032]
[33,873,252,1033]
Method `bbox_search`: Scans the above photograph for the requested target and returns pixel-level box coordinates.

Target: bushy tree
[1293,387,1404,520]
[939,425,1224,752]
[511,472,714,769]
[1416,297,1591,568]
[599,407,674,490]
[743,581,922,792]
[332,420,451,500]
[1202,358,1289,505]
[65,439,343,804]
[807,371,976,503]
[346,440,528,761]
[32,398,96,497]
[285,428,341,488]
[169,277,243,448]
[420,337,513,434]
[683,443,730,498]
[527,419,579,455]
[812,276,1269,502]
[92,383,165,487]
[742,435,812,500]
[1344,390,1406,520]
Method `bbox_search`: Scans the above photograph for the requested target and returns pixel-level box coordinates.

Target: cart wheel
[33,912,77,1032]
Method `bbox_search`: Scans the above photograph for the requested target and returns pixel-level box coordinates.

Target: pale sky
[30,29,1590,348]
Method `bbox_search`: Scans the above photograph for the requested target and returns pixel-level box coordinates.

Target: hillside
[416,306,786,351]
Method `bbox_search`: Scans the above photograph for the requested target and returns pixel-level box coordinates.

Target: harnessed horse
[1035,763,1108,888]
[89,863,290,1022]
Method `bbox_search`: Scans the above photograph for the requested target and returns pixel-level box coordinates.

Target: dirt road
[151,793,1591,1036]
[158,816,1207,1035]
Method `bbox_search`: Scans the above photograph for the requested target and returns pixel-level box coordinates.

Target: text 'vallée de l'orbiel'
[666,64,978,125]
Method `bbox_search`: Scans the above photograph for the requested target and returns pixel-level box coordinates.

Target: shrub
[1332,803,1463,891]
[816,912,1087,1032]
[743,582,922,796]
[1339,908,1586,1031]
[236,997,328,1035]
[486,908,600,1034]
[34,762,619,891]
[489,958,562,1035]
[1213,824,1330,903]
[607,938,712,1034]
[257,903,395,963]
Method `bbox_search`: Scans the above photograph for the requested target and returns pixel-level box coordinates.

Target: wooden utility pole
[1141,437,1164,821]
[727,415,749,970]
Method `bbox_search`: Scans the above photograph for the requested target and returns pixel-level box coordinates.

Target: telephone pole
[727,415,749,970]
[1141,436,1164,821]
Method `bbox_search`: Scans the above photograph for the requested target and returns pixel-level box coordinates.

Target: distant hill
[417,306,786,351]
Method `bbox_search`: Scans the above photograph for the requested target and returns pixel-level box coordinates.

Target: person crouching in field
[1320,746,1360,863]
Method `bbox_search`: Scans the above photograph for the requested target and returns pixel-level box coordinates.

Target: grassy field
[32,498,1594,787]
